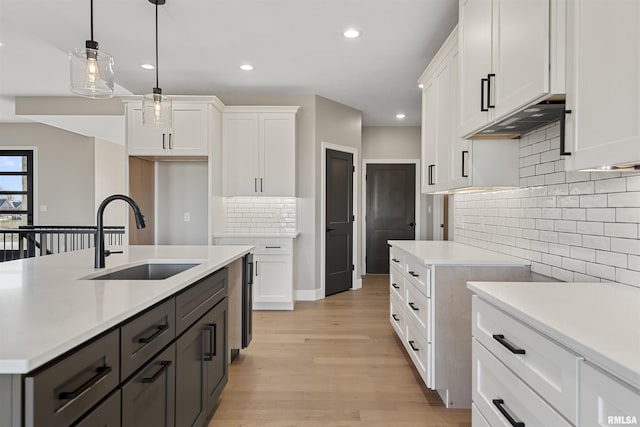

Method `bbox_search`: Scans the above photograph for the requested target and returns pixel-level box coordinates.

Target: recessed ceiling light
[240,64,254,71]
[141,64,155,70]
[0,42,3,47]
[418,84,424,89]
[343,29,360,39]
[396,113,406,119]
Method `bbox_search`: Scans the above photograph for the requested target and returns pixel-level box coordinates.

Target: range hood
[472,101,566,139]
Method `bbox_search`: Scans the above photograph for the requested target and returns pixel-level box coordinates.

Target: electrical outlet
[184,212,190,222]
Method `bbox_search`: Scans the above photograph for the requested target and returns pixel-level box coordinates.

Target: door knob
[408,222,415,227]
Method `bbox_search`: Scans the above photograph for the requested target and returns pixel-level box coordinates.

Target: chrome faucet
[95,194,146,268]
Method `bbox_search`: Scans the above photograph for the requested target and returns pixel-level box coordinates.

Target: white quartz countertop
[468,281,640,390]
[213,232,299,239]
[0,245,252,374]
[388,240,531,266]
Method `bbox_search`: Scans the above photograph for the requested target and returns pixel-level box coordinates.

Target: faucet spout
[95,194,146,268]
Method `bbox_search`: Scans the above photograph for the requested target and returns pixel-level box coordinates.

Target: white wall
[0,123,95,225]
[156,161,209,245]
[94,138,125,226]
[455,122,640,287]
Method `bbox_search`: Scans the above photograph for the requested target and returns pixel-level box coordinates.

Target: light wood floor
[209,275,471,427]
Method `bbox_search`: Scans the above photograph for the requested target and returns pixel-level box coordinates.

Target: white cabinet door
[253,254,293,310]
[127,104,167,156]
[493,0,550,120]
[449,49,473,189]
[170,104,208,156]
[261,113,295,196]
[565,0,640,170]
[421,80,437,194]
[434,60,451,192]
[459,0,493,136]
[223,113,260,196]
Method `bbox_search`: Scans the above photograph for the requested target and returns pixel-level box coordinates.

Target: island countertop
[0,245,253,374]
[388,240,531,266]
[468,281,640,390]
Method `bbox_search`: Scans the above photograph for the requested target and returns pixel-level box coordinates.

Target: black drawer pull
[392,283,400,289]
[58,366,112,400]
[493,399,525,427]
[408,271,419,278]
[137,323,169,344]
[408,340,419,351]
[392,314,399,321]
[493,334,526,355]
[265,246,281,249]
[408,302,419,311]
[480,78,489,112]
[141,361,171,384]
[487,73,496,108]
[203,324,217,361]
[391,258,400,263]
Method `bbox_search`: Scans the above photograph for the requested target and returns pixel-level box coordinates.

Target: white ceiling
[0,0,458,127]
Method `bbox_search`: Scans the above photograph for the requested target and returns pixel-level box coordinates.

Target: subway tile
[555,220,577,233]
[515,238,531,249]
[604,223,638,238]
[523,228,540,240]
[566,171,591,183]
[531,240,549,252]
[542,208,562,219]
[532,262,552,276]
[539,231,559,243]
[582,235,611,250]
[535,219,555,231]
[628,255,640,271]
[570,181,595,195]
[608,192,640,207]
[547,184,569,196]
[611,238,640,255]
[590,171,621,180]
[627,175,640,191]
[558,232,582,246]
[595,178,627,194]
[542,253,562,267]
[562,257,586,273]
[525,250,543,262]
[554,159,566,172]
[616,268,640,286]
[570,247,596,262]
[540,149,560,163]
[596,250,627,268]
[586,263,616,281]
[526,208,542,218]
[551,267,575,282]
[522,198,538,208]
[546,123,561,139]
[587,208,616,222]
[615,208,640,222]
[580,194,607,208]
[577,221,603,235]
[527,175,546,187]
[522,153,541,167]
[531,140,551,154]
[529,128,548,144]
[558,196,580,208]
[573,273,601,283]
[562,208,586,221]
[536,162,555,175]
[549,243,571,257]
[538,196,557,207]
[545,172,566,185]
[529,187,548,197]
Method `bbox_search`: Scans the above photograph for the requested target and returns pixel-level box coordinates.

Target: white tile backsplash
[223,196,297,234]
[455,122,640,287]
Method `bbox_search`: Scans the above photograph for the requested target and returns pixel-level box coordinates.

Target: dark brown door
[325,149,354,296]
[366,163,416,274]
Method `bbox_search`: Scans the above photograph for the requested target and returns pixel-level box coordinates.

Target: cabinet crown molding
[223,106,300,114]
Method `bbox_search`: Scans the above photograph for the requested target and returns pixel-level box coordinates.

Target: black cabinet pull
[137,323,169,344]
[248,261,254,284]
[487,74,496,108]
[260,178,263,192]
[427,164,435,186]
[254,178,258,192]
[462,150,469,178]
[265,246,281,249]
[408,340,419,351]
[408,271,419,278]
[162,134,166,150]
[392,314,400,321]
[392,283,400,289]
[481,78,489,112]
[168,133,173,149]
[58,366,112,400]
[391,258,400,263]
[493,399,525,427]
[203,324,217,361]
[408,302,419,311]
[141,361,171,384]
[560,109,572,156]
[493,334,526,355]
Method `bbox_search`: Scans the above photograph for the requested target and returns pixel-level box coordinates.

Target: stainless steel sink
[88,263,200,280]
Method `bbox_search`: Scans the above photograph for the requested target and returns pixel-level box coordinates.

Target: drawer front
[404,257,430,297]
[121,299,175,381]
[405,282,430,342]
[176,268,227,335]
[405,316,431,388]
[121,343,175,427]
[389,246,405,270]
[473,297,580,423]
[579,361,640,427]
[389,292,405,340]
[389,264,405,302]
[472,403,491,427]
[473,339,572,427]
[254,238,292,255]
[25,329,120,427]
[73,390,121,427]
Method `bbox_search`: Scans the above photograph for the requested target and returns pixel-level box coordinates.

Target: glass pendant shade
[142,88,172,129]
[69,42,114,98]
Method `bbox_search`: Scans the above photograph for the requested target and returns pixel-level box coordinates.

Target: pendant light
[69,0,115,98]
[142,0,172,129]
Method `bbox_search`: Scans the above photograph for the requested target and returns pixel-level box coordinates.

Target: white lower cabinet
[579,362,640,427]
[215,237,294,310]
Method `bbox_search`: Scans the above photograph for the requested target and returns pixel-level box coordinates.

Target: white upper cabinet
[564,0,640,170]
[421,79,438,194]
[126,102,209,156]
[222,107,299,197]
[459,0,565,138]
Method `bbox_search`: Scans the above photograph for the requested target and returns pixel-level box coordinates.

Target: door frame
[321,142,360,298]
[361,159,421,274]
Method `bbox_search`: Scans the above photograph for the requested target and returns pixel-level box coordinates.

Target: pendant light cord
[155,0,159,89]
[90,0,94,41]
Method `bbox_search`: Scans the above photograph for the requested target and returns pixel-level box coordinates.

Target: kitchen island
[0,244,253,427]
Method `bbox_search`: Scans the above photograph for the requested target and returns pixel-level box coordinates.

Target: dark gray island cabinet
[1,268,229,427]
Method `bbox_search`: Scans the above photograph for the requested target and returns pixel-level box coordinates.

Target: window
[0,150,34,228]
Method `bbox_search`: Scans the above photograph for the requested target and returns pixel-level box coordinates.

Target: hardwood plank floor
[209,275,471,427]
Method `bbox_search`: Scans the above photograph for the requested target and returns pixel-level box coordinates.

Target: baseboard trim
[295,289,323,301]
[253,301,294,310]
